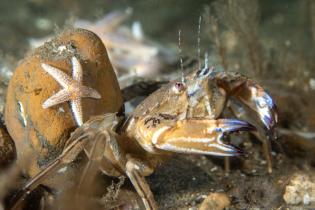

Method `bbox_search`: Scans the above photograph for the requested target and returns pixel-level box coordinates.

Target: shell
[5,28,123,176]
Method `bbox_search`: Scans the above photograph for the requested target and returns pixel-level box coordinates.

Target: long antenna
[204,51,209,69]
[197,16,202,70]
[178,30,185,83]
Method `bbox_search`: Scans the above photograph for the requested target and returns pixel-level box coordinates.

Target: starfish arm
[71,56,83,82]
[81,86,102,99]
[41,63,73,88]
[71,98,83,126]
[42,89,71,109]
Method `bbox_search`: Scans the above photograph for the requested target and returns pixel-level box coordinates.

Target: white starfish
[41,56,101,126]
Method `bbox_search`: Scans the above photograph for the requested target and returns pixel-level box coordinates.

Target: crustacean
[8,50,277,210]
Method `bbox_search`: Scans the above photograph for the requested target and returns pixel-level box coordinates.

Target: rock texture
[0,120,15,168]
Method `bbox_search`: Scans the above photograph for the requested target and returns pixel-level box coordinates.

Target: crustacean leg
[89,130,158,210]
[214,72,278,173]
[152,119,255,156]
[75,131,121,197]
[227,99,273,173]
[8,114,157,210]
[8,130,91,210]
[125,156,157,210]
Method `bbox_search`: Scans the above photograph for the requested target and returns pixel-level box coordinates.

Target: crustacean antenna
[197,16,202,70]
[203,51,215,75]
[178,30,185,84]
[204,51,209,69]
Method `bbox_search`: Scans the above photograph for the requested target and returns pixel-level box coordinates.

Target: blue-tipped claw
[210,141,244,157]
[219,119,256,134]
[224,144,244,156]
[256,93,278,138]
[214,119,253,156]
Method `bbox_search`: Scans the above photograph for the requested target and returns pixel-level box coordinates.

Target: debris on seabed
[198,192,230,210]
[283,174,315,206]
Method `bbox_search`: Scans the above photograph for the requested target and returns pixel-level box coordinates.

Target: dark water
[0,0,313,58]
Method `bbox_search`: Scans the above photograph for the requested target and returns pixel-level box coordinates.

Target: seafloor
[1,0,315,210]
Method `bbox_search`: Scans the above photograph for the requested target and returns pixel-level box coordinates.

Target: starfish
[41,56,101,126]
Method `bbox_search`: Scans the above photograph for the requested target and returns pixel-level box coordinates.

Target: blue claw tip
[257,93,278,131]
[226,144,245,156]
[222,119,256,133]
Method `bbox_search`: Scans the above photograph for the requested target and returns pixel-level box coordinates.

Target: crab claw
[153,119,255,157]
[237,84,278,139]
[217,119,256,133]
[254,92,278,132]
[214,72,278,138]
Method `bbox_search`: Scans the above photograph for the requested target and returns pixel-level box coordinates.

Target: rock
[283,174,315,205]
[199,192,230,210]
[5,28,123,176]
[0,120,16,168]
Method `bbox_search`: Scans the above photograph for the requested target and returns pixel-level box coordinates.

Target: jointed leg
[125,156,157,210]
[224,157,230,176]
[83,129,157,210]
[257,131,273,173]
[75,131,111,196]
[76,128,127,194]
[8,132,91,210]
[228,100,273,173]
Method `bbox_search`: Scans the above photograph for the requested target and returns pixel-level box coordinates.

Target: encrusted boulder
[5,28,123,176]
[0,119,16,168]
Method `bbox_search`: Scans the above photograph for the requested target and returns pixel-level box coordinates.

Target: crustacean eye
[172,82,186,94]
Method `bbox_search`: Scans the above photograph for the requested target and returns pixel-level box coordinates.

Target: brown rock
[199,193,230,210]
[0,120,16,168]
[5,28,123,176]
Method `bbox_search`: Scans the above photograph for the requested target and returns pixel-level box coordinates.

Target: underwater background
[0,0,315,209]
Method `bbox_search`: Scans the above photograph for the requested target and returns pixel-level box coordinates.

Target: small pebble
[199,192,230,210]
[260,160,267,165]
[283,174,315,205]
